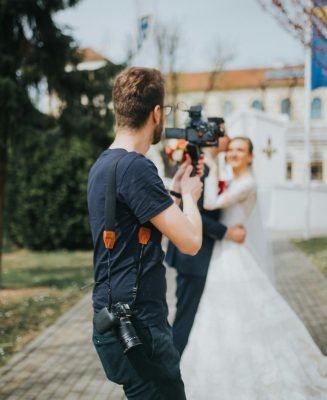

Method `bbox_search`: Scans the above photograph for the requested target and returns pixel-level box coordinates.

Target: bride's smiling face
[226,138,253,172]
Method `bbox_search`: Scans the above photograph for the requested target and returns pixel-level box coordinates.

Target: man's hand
[171,154,204,193]
[151,163,203,256]
[225,225,246,243]
[181,165,203,203]
[195,154,205,177]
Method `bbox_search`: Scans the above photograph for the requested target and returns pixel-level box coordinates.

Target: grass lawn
[293,237,327,279]
[0,249,93,366]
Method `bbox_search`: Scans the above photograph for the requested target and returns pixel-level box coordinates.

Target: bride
[181,136,327,400]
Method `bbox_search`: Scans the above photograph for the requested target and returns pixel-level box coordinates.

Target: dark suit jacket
[165,165,227,277]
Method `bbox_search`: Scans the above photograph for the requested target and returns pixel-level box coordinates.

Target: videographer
[87,67,203,400]
[166,121,246,355]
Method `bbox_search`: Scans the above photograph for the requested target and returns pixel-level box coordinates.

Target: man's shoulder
[89,149,152,176]
[102,149,156,171]
[122,151,154,169]
[88,149,161,198]
[118,152,159,182]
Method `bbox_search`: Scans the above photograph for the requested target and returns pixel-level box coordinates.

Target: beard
[152,119,164,145]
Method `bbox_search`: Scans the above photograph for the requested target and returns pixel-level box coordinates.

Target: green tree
[0,0,121,281]
[6,135,94,250]
[5,61,121,250]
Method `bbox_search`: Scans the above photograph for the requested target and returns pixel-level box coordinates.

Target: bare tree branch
[202,42,234,107]
[154,22,169,71]
[257,0,327,46]
[153,21,183,125]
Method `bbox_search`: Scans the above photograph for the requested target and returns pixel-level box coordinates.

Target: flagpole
[303,11,312,240]
[132,0,140,66]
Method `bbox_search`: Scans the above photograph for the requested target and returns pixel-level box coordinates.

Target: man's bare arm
[151,165,203,256]
[151,201,202,256]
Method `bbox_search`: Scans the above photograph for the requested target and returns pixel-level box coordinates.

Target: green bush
[5,134,102,250]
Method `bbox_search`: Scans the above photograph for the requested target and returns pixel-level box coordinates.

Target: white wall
[269,184,327,234]
[226,109,288,189]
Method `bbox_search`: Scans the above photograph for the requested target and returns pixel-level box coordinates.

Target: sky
[55,0,304,72]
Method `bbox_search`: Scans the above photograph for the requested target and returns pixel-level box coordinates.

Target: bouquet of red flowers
[165,139,188,163]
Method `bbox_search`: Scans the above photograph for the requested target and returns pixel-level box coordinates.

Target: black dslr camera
[165,105,225,171]
[94,302,142,353]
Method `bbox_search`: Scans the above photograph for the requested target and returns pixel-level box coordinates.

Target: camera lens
[117,317,142,353]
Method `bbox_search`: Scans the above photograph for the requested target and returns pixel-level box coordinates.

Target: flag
[311,2,327,89]
[311,27,327,89]
[137,15,151,50]
[133,0,156,68]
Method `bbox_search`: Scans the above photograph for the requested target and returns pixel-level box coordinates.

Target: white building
[167,65,327,185]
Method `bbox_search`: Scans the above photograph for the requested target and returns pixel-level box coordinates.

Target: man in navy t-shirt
[87,67,203,400]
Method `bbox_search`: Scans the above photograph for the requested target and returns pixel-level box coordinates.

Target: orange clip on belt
[138,227,151,245]
[103,230,116,249]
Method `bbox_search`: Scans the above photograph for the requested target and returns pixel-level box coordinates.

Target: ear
[152,105,161,124]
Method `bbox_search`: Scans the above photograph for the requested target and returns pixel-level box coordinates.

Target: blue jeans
[93,321,186,400]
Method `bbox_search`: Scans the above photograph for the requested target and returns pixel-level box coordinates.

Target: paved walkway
[0,239,326,399]
[273,240,327,355]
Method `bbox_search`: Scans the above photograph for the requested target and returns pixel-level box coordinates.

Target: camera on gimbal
[165,105,225,169]
[94,302,142,353]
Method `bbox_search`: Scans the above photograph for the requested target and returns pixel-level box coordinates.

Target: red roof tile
[167,65,304,92]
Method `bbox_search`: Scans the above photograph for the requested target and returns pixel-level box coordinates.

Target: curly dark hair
[112,67,165,129]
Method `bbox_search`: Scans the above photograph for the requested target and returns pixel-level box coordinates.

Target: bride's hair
[229,136,253,155]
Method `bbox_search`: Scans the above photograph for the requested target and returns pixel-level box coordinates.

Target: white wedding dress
[181,174,327,400]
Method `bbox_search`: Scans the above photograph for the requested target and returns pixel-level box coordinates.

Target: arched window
[311,151,323,181]
[311,161,323,180]
[286,154,293,181]
[311,97,322,119]
[251,100,263,110]
[223,101,233,116]
[281,98,291,116]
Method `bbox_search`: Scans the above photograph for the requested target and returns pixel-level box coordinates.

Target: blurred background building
[166,63,327,235]
[31,46,327,235]
[169,64,326,185]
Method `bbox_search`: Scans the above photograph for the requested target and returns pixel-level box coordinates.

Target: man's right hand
[225,225,246,243]
[151,164,203,256]
[171,154,204,194]
[180,165,203,203]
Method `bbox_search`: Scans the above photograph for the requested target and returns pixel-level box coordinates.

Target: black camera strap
[103,153,151,311]
[103,154,122,310]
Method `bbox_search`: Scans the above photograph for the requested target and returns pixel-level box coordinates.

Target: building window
[311,97,322,119]
[223,101,233,116]
[281,98,291,117]
[311,161,323,181]
[286,161,293,180]
[251,99,263,110]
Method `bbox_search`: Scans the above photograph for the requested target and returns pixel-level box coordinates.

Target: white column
[303,25,312,239]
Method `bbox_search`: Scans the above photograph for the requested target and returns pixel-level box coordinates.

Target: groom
[166,130,246,355]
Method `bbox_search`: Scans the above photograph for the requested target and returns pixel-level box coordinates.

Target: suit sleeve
[201,214,227,240]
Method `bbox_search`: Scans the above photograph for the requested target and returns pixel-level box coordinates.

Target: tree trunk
[0,146,7,288]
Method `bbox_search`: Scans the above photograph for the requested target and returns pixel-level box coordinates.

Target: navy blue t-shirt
[87,148,173,325]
